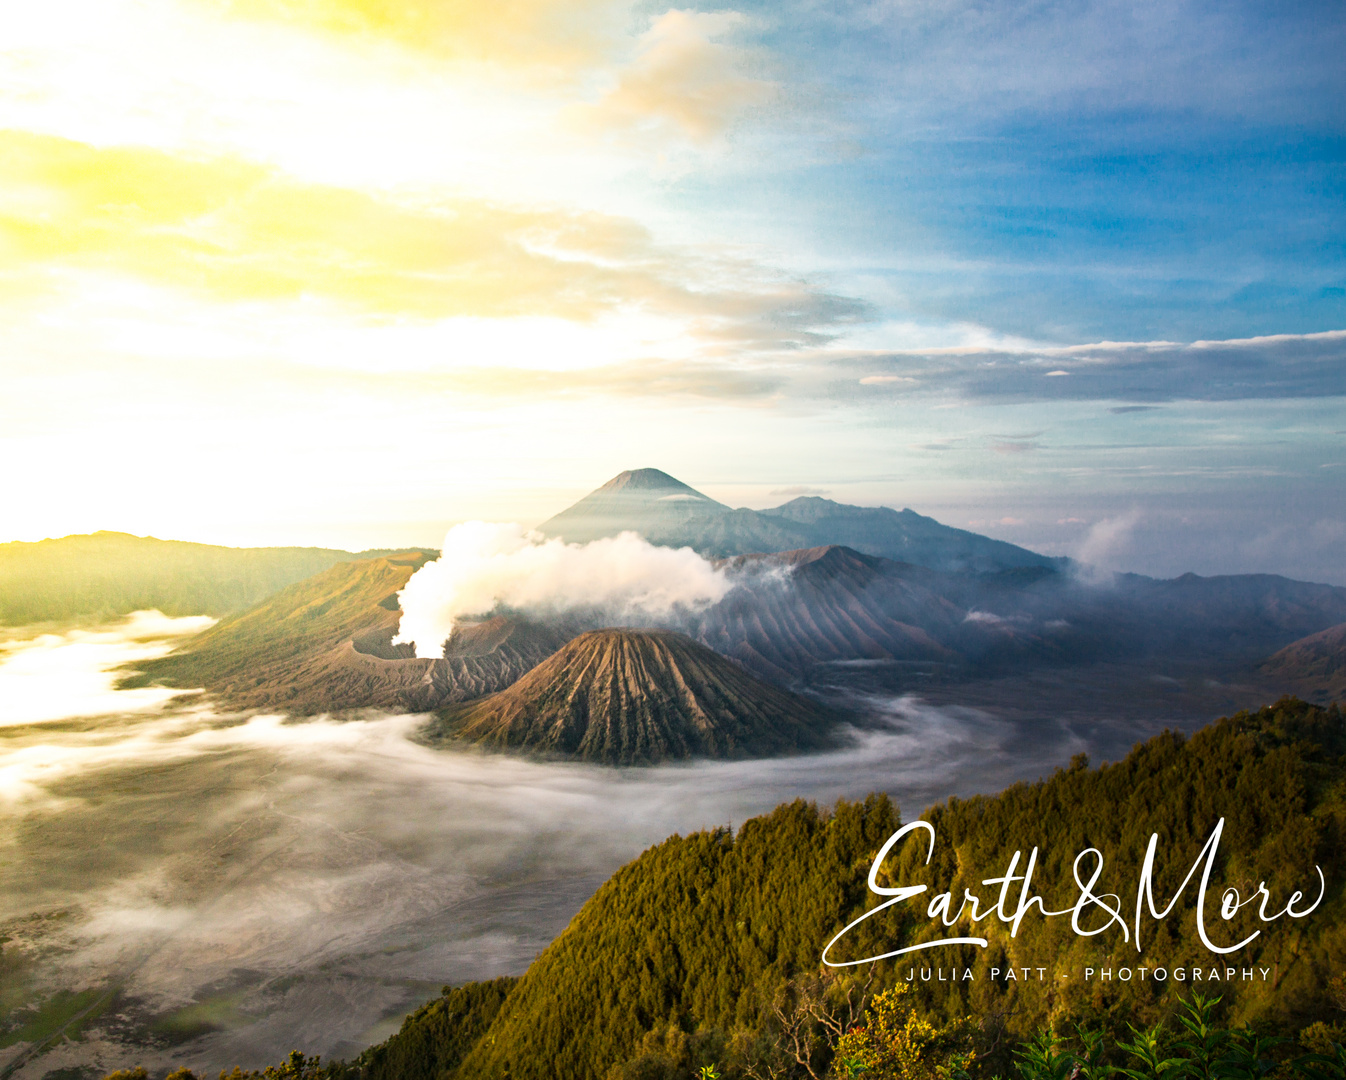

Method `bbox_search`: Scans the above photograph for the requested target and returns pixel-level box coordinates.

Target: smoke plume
[393,523,731,658]
[1072,509,1143,584]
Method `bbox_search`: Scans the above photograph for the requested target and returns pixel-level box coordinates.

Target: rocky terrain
[430,628,842,764]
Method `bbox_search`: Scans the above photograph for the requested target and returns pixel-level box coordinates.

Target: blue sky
[672,0,1346,341]
[0,0,1342,580]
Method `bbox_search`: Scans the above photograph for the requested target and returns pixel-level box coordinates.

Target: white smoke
[1071,509,1142,584]
[392,523,732,659]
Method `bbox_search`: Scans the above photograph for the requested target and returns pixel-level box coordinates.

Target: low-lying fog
[1,613,1191,1079]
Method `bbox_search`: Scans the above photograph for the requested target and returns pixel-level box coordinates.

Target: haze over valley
[1,612,1155,1079]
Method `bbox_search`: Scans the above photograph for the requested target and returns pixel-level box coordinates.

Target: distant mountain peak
[539,468,1056,573]
[597,468,713,498]
[536,470,732,546]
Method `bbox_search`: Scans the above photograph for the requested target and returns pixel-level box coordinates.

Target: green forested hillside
[453,793,904,1078]
[0,531,413,625]
[102,699,1346,1080]
[360,978,516,1080]
[881,697,1346,1035]
[356,698,1346,1080]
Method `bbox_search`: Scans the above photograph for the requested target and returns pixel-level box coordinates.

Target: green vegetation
[358,977,516,1080]
[0,986,115,1050]
[148,991,253,1042]
[124,990,1346,1080]
[447,793,903,1078]
[868,701,1346,1039]
[0,531,420,626]
[96,699,1346,1080]
[121,552,432,710]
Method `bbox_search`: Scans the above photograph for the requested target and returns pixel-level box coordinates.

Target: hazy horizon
[2,0,1342,585]
[6,466,1345,587]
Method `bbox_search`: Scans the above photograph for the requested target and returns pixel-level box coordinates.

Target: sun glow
[2,0,1339,581]
[0,0,838,543]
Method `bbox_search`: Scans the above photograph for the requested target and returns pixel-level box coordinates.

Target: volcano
[123,555,568,712]
[431,628,843,764]
[538,467,1058,572]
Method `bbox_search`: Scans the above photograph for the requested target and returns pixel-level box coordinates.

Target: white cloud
[1072,509,1143,582]
[587,9,776,141]
[0,611,213,730]
[841,330,1346,404]
[393,522,731,657]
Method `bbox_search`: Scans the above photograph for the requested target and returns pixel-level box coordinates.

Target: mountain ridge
[1262,621,1346,700]
[123,540,1346,717]
[538,470,1060,573]
[0,531,420,626]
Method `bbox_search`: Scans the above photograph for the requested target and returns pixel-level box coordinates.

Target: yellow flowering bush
[830,983,939,1080]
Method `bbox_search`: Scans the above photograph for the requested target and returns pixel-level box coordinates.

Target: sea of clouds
[0,611,1149,1078]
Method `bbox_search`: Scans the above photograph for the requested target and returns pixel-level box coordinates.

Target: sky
[1,0,1343,581]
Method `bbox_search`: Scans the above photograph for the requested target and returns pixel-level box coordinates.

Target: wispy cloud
[0,130,862,351]
[0,612,212,729]
[844,331,1346,403]
[582,10,776,141]
[1073,509,1143,581]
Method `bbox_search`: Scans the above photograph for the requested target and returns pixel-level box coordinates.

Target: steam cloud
[393,523,731,658]
[1072,509,1143,584]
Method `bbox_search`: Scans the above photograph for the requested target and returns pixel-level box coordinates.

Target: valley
[2,469,1343,1078]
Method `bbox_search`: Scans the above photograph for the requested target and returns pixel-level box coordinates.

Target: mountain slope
[121,553,431,708]
[966,570,1346,667]
[694,546,964,681]
[359,699,1346,1080]
[537,468,807,556]
[1122,573,1346,659]
[432,628,843,763]
[123,555,568,713]
[760,495,1060,572]
[0,531,395,626]
[536,468,1057,572]
[1262,621,1346,700]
